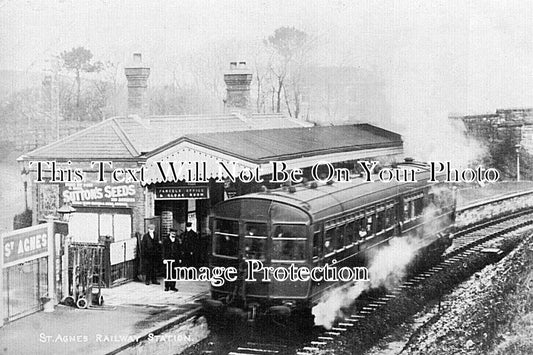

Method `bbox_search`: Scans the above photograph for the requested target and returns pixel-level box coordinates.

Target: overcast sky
[1,0,532,117]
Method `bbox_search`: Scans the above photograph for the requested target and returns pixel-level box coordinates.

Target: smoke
[312,237,424,329]
[312,186,454,329]
[395,110,487,169]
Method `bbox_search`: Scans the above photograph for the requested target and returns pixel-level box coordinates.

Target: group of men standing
[140,222,202,292]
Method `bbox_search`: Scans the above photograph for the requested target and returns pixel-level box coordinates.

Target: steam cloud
[312,237,424,329]
[312,189,452,329]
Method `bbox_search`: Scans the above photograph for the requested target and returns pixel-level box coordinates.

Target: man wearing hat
[162,228,180,291]
[181,222,199,267]
[141,224,161,285]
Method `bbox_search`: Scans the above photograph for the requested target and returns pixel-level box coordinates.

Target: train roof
[222,166,447,222]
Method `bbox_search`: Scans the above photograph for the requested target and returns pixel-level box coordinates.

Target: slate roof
[20,113,312,160]
[155,124,402,163]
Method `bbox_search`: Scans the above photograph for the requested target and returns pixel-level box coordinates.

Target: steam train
[205,161,456,318]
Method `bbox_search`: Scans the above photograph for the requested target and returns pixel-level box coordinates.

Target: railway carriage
[206,162,456,318]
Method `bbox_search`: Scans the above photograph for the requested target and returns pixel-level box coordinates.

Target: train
[204,160,456,319]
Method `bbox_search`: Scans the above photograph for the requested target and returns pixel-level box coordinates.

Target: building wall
[28,160,146,236]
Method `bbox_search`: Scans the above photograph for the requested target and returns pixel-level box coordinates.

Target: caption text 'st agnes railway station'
[5,54,404,325]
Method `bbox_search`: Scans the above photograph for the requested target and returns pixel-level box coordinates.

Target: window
[336,226,345,249]
[313,230,321,257]
[69,211,132,243]
[244,222,267,260]
[376,208,386,232]
[356,217,366,240]
[415,197,424,216]
[366,214,374,237]
[324,228,335,254]
[70,213,99,243]
[345,221,355,245]
[272,225,307,260]
[213,219,239,258]
[403,202,410,221]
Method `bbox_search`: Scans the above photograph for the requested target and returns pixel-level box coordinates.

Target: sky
[1,0,532,118]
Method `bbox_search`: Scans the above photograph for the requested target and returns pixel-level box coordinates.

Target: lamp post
[57,204,76,223]
[515,144,521,182]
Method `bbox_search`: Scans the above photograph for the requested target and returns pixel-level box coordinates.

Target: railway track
[203,207,533,355]
[292,208,533,355]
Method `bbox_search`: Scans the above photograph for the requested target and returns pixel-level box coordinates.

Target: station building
[17,54,404,287]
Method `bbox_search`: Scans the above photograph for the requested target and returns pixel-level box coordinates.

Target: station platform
[0,279,210,355]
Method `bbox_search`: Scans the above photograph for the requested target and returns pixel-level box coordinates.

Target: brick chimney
[224,61,253,113]
[125,53,150,117]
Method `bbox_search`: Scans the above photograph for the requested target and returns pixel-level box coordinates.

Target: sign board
[2,224,49,266]
[155,186,209,200]
[62,182,137,207]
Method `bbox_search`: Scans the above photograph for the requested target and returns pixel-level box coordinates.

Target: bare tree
[263,27,313,118]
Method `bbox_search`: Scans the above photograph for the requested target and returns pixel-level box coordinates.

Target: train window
[213,219,239,258]
[356,218,366,240]
[376,209,385,232]
[313,230,321,258]
[403,202,410,221]
[244,222,267,260]
[272,225,307,260]
[324,228,335,254]
[415,198,424,216]
[336,227,345,249]
[385,204,396,228]
[366,215,374,237]
[345,221,355,245]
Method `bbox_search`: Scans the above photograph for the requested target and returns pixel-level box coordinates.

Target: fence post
[47,221,56,305]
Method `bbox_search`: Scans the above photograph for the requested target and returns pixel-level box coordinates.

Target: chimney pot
[133,53,142,63]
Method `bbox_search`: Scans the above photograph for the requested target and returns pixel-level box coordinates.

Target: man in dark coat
[141,224,161,285]
[181,222,199,267]
[162,228,180,291]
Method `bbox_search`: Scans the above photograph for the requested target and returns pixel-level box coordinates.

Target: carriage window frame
[271,223,308,262]
[212,218,240,259]
[365,209,375,239]
[376,205,386,234]
[243,222,268,261]
[356,212,366,241]
[335,219,345,251]
[385,202,397,230]
[324,226,336,256]
[345,216,356,247]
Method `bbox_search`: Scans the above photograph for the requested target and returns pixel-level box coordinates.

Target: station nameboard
[155,186,209,200]
[2,224,49,265]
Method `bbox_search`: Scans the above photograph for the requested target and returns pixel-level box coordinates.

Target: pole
[517,150,520,182]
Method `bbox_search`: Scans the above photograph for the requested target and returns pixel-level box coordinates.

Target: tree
[479,135,533,181]
[59,47,103,111]
[264,27,312,118]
